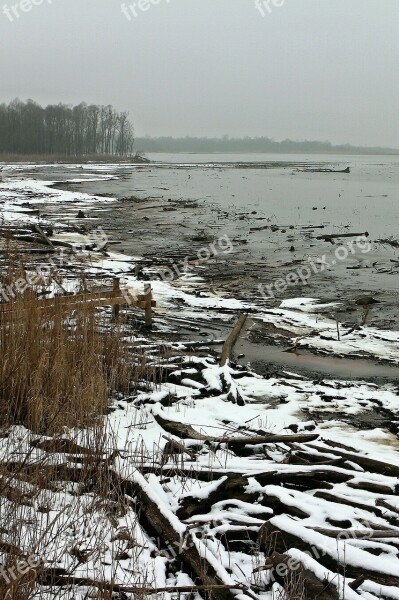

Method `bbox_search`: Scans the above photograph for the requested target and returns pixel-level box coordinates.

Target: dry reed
[0,262,132,434]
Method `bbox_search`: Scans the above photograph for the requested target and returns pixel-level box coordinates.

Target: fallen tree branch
[259,519,399,584]
[36,572,248,596]
[314,490,385,518]
[120,469,252,600]
[308,443,399,477]
[376,499,399,515]
[162,435,196,460]
[316,232,369,241]
[254,551,340,600]
[177,473,255,520]
[312,528,399,539]
[153,412,319,446]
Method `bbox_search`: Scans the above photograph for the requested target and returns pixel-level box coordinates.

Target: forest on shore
[136,135,399,155]
[0,99,135,157]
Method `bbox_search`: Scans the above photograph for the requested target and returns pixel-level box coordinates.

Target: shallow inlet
[235,337,399,381]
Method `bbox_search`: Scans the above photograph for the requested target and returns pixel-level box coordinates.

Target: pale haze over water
[0,0,398,147]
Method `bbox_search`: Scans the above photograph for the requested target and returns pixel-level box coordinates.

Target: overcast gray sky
[1,0,398,146]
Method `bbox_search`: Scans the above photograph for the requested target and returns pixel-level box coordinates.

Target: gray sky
[1,0,398,146]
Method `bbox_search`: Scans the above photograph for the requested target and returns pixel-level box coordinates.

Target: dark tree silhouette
[135,135,397,155]
[0,99,135,157]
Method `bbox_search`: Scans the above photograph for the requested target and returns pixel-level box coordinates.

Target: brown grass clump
[0,280,132,435]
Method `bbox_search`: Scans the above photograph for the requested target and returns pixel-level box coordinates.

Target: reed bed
[0,264,132,435]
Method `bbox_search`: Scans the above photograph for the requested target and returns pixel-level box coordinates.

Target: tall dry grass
[0,266,132,434]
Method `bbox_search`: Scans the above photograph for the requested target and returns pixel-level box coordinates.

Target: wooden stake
[112,278,121,320]
[33,224,55,248]
[220,313,247,366]
[144,283,153,328]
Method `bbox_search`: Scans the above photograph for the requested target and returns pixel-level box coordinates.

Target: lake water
[140,153,399,240]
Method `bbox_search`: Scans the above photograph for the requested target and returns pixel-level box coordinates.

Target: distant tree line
[136,136,398,155]
[0,99,135,157]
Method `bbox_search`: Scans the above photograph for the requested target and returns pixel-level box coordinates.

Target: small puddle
[235,338,399,381]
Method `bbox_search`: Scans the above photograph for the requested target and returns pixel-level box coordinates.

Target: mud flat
[3,157,399,365]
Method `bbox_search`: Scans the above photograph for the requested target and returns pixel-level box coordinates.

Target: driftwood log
[312,527,399,540]
[177,473,255,520]
[258,520,399,584]
[121,470,250,600]
[316,231,369,241]
[254,551,340,600]
[153,412,319,446]
[308,442,399,477]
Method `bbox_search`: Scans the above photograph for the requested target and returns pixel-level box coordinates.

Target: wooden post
[33,224,55,249]
[144,283,153,329]
[113,278,121,320]
[220,313,247,366]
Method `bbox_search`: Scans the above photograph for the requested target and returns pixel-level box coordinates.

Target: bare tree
[0,99,135,158]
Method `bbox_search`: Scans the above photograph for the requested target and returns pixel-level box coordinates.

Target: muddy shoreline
[51,164,399,384]
[4,161,398,383]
